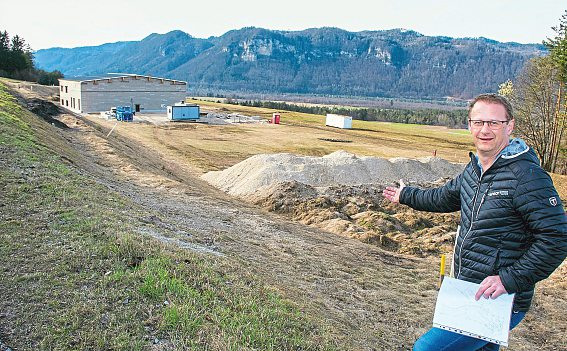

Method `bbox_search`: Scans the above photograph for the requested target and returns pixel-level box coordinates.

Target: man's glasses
[468,120,510,130]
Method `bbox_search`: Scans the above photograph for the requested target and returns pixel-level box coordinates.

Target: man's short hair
[468,93,514,120]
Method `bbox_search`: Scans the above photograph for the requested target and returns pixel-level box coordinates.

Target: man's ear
[506,119,515,136]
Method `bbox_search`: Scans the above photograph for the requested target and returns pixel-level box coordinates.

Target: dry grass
[83,99,474,179]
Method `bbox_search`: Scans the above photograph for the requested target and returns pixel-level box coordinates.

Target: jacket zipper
[457,177,481,279]
[456,151,507,278]
[456,154,493,279]
[457,179,494,278]
[451,225,460,277]
[475,185,490,219]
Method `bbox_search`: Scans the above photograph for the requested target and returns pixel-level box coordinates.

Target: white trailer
[325,114,352,129]
[167,103,200,121]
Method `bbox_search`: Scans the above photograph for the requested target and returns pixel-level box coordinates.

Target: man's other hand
[383,179,405,203]
[475,275,508,300]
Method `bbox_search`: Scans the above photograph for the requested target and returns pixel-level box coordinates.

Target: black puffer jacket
[400,140,567,311]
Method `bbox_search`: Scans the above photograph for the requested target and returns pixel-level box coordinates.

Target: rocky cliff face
[35,27,546,99]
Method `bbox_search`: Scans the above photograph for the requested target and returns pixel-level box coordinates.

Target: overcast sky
[1,0,565,50]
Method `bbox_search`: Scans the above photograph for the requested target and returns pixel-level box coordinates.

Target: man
[383,93,567,350]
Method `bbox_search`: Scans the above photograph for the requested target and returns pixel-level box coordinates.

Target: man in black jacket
[383,94,567,351]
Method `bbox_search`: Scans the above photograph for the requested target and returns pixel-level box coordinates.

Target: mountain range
[34,27,547,99]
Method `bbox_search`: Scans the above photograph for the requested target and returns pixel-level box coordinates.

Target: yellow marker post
[438,254,446,289]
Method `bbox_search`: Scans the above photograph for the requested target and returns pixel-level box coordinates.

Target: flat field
[93,98,474,174]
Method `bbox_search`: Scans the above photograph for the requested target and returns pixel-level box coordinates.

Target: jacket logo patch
[487,190,509,197]
[549,197,558,206]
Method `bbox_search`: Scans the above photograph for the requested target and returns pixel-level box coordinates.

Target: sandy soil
[7,81,566,350]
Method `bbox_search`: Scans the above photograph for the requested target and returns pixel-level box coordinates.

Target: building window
[60,86,63,91]
[66,100,69,106]
[65,86,68,93]
[78,99,80,110]
[61,99,64,105]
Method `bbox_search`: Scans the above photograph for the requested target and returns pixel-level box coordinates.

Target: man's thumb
[399,179,406,188]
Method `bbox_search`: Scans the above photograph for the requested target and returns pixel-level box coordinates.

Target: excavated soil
[201,150,464,197]
[202,152,464,257]
[248,181,460,257]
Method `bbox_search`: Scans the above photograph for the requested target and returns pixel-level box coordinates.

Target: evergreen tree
[0,30,63,84]
[0,30,11,74]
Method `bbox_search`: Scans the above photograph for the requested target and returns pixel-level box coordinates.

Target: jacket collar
[499,138,530,160]
[471,138,531,177]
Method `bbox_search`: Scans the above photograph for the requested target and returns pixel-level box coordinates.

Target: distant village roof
[59,73,186,84]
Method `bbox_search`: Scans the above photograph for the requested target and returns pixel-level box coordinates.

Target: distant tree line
[227,99,468,128]
[0,30,63,85]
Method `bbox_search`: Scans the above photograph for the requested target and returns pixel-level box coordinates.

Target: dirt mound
[202,151,464,257]
[202,150,465,197]
[250,180,459,257]
[3,81,69,129]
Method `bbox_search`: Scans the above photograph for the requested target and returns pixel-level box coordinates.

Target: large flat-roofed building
[58,74,187,114]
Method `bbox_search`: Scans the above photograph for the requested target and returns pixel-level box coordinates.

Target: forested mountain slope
[35,28,546,99]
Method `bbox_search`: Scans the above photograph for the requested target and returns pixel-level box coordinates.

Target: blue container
[116,106,133,121]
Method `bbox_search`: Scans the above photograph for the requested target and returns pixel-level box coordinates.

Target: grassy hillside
[0,81,335,350]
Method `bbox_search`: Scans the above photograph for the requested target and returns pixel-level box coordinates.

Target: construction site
[2,80,566,350]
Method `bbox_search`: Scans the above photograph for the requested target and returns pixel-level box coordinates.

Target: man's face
[469,101,514,158]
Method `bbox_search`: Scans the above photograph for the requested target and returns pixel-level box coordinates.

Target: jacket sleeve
[399,173,462,213]
[499,166,567,293]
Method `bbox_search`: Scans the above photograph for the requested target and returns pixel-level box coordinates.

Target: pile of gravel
[202,150,465,197]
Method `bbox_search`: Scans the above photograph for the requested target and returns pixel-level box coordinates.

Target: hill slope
[34,28,546,99]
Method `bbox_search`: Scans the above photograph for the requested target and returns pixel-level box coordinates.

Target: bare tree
[503,57,566,173]
[499,11,567,174]
[543,10,567,173]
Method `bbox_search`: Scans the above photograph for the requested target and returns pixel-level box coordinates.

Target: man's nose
[480,122,492,132]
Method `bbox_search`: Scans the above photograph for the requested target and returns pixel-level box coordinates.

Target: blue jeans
[413,311,526,351]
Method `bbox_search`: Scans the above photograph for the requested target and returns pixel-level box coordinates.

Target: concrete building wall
[59,80,83,113]
[59,76,187,113]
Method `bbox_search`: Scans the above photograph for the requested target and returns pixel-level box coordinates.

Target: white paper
[432,277,515,346]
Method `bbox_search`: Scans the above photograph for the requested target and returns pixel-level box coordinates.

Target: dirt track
[7,82,566,350]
